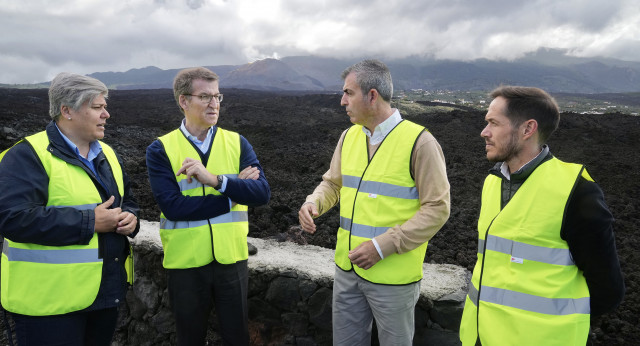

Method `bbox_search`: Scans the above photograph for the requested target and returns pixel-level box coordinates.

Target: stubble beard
[488,129,521,163]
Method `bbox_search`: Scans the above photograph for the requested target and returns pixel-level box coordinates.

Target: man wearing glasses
[146,67,270,345]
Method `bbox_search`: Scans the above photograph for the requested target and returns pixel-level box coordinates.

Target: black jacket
[0,121,140,312]
[489,148,625,316]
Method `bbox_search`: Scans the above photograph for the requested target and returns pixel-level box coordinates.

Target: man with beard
[299,59,450,344]
[459,86,625,346]
[146,67,270,345]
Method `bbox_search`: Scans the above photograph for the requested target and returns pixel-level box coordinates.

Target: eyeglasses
[183,93,223,104]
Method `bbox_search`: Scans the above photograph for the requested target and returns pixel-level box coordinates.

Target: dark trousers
[167,260,249,346]
[12,307,118,346]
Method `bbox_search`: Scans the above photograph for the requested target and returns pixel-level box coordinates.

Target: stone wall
[0,220,467,345]
[108,221,470,345]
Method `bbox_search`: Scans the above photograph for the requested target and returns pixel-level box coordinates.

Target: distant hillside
[223,58,325,91]
[3,49,639,93]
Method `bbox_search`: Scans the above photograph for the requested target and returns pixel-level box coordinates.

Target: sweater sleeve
[375,131,451,257]
[562,177,625,316]
[219,135,270,207]
[145,139,231,221]
[303,130,346,215]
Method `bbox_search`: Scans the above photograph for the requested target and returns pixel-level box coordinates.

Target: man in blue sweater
[146,67,270,345]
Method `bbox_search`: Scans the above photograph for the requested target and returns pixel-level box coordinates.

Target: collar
[362,109,402,145]
[180,119,214,145]
[54,122,102,161]
[498,145,550,181]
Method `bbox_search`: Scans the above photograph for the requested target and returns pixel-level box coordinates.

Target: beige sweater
[305,125,451,258]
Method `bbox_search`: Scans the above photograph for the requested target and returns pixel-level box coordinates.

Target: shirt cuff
[372,238,384,260]
[218,175,228,193]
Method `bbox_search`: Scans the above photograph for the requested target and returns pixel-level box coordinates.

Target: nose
[480,125,489,138]
[103,109,110,119]
[340,93,348,106]
[207,98,220,107]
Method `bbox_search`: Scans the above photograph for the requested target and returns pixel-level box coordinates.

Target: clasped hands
[94,196,137,235]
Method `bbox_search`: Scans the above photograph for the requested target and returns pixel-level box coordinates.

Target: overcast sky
[1,0,639,84]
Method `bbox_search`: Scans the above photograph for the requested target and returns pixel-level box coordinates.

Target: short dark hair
[341,59,393,102]
[490,86,560,144]
[173,67,219,113]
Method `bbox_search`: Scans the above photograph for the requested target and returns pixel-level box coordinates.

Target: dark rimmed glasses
[183,94,223,104]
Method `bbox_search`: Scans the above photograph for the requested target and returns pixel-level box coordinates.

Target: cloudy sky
[1,0,639,84]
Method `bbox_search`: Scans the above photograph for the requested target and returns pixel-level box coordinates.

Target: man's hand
[348,240,382,270]
[176,157,215,186]
[94,196,122,233]
[298,202,319,234]
[116,211,137,236]
[238,166,260,180]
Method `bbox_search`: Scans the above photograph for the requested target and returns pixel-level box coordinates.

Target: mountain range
[4,48,640,93]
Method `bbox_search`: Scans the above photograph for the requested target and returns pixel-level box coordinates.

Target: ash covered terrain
[1,88,638,345]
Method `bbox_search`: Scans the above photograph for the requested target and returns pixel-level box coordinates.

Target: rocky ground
[1,88,639,345]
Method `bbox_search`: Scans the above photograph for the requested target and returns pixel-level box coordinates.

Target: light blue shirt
[179,119,229,193]
[361,109,402,145]
[180,119,214,154]
[54,123,107,191]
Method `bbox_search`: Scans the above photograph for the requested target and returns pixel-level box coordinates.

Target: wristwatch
[214,175,224,190]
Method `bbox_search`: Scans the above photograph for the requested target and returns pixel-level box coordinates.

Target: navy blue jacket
[146,126,270,223]
[0,121,140,312]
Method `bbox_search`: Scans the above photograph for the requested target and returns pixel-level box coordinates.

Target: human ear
[61,105,71,117]
[368,89,378,103]
[179,95,188,110]
[522,120,538,137]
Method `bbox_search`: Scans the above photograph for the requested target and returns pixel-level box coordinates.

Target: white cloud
[0,0,638,84]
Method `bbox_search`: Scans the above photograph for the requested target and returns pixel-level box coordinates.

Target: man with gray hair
[299,59,450,344]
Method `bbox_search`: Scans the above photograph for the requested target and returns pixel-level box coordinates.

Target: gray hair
[341,59,393,102]
[48,72,108,121]
[173,67,219,114]
[490,85,560,144]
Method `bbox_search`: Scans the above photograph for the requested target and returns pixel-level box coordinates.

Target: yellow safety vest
[336,120,427,284]
[157,128,249,269]
[460,158,592,346]
[1,131,126,316]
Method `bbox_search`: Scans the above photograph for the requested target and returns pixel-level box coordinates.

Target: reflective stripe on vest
[0,131,125,316]
[158,128,248,268]
[339,216,388,238]
[2,239,100,264]
[160,211,249,230]
[336,120,426,285]
[465,283,590,316]
[342,175,419,200]
[478,234,574,266]
[459,158,592,346]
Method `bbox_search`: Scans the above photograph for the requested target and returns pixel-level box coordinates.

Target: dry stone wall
[109,221,470,345]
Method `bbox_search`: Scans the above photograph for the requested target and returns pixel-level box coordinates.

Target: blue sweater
[145,126,270,223]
